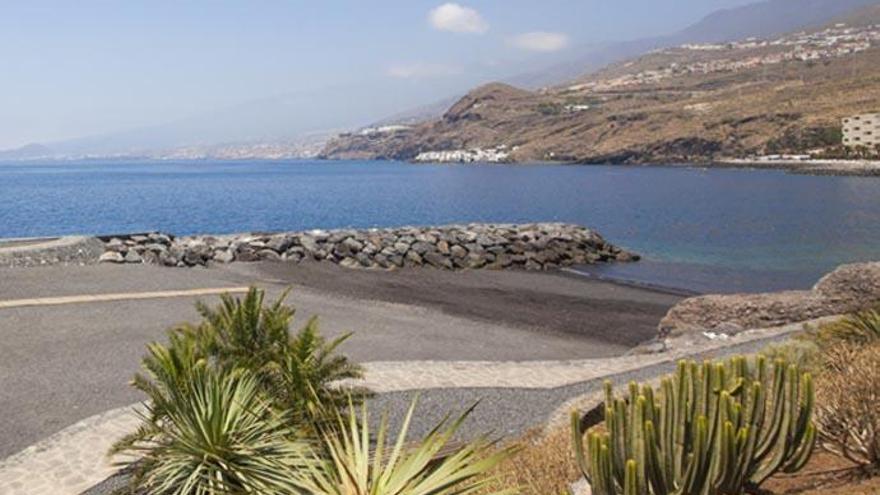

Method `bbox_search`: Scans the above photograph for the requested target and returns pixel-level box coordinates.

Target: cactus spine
[572,355,815,495]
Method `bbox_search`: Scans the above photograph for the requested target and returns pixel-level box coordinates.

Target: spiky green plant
[111,329,209,454]
[114,368,311,495]
[572,355,816,495]
[293,398,516,495]
[817,307,880,345]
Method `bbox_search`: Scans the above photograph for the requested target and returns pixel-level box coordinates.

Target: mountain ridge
[321,7,880,164]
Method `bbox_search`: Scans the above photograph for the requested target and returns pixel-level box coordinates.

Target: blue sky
[0,0,758,149]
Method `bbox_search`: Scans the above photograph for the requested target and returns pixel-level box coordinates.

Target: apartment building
[842,113,880,147]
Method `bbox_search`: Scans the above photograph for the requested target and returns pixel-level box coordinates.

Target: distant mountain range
[506,0,880,90]
[354,0,880,130]
[0,143,53,161]
[321,3,880,164]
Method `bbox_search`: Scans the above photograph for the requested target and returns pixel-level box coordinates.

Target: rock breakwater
[99,223,638,271]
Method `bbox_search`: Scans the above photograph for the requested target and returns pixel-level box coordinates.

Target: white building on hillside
[842,113,880,147]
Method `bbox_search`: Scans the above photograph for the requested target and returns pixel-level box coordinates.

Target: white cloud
[510,31,570,52]
[428,3,488,34]
[386,63,462,79]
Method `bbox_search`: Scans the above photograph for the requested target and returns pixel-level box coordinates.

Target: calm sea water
[2,160,879,294]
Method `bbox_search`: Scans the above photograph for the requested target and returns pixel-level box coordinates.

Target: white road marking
[0,287,250,309]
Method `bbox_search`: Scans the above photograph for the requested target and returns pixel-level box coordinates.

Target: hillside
[321,16,880,164]
[507,0,880,90]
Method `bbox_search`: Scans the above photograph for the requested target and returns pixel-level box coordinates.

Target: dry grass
[814,341,880,472]
[475,426,580,495]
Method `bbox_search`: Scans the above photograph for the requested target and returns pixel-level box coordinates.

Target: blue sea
[2,159,879,294]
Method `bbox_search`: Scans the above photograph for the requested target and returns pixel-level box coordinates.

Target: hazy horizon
[0,0,762,151]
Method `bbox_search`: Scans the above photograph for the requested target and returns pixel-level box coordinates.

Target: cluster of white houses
[843,113,880,148]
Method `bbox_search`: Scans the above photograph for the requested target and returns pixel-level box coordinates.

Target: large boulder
[658,261,880,338]
[813,261,880,309]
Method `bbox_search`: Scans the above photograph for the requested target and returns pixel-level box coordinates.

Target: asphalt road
[0,262,681,458]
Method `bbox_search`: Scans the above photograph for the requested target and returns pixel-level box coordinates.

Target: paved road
[0,262,680,458]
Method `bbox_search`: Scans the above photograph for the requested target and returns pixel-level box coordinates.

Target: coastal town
[414,146,512,163]
[567,22,880,93]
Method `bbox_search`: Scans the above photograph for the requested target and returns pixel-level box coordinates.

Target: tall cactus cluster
[572,355,816,495]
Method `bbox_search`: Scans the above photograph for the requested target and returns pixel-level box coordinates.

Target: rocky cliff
[658,261,880,338]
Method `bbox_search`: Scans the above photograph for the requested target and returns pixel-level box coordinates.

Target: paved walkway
[0,287,249,309]
[0,317,826,495]
[0,263,674,461]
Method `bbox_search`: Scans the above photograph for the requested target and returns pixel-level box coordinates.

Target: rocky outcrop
[99,223,639,271]
[658,261,880,337]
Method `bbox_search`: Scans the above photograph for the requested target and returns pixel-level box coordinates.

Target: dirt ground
[764,452,879,494]
[246,261,684,348]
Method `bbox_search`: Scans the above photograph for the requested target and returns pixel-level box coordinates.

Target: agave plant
[114,368,311,495]
[573,355,816,495]
[294,398,516,495]
[111,329,208,453]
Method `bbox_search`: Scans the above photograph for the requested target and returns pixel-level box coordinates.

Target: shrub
[294,399,515,495]
[573,356,816,495]
[114,368,311,495]
[117,289,513,495]
[815,342,880,473]
[114,287,368,493]
[817,308,880,346]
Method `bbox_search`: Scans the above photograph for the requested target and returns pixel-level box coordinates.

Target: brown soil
[764,452,878,494]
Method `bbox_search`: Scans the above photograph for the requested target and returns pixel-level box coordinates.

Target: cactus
[572,355,816,495]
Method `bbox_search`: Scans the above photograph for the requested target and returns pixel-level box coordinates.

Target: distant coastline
[713,157,880,176]
[4,154,880,177]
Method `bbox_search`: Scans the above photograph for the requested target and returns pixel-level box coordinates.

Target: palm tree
[190,287,367,420]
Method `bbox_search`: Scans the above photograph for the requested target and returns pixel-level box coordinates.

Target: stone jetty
[99,223,638,271]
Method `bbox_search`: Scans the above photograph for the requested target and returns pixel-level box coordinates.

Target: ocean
[2,159,879,294]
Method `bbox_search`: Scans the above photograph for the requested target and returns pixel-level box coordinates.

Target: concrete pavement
[0,262,678,458]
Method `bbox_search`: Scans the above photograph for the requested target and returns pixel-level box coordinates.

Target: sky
[0,0,760,150]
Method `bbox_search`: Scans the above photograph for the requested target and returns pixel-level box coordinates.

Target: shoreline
[712,157,880,176]
[4,156,880,178]
[560,266,701,297]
